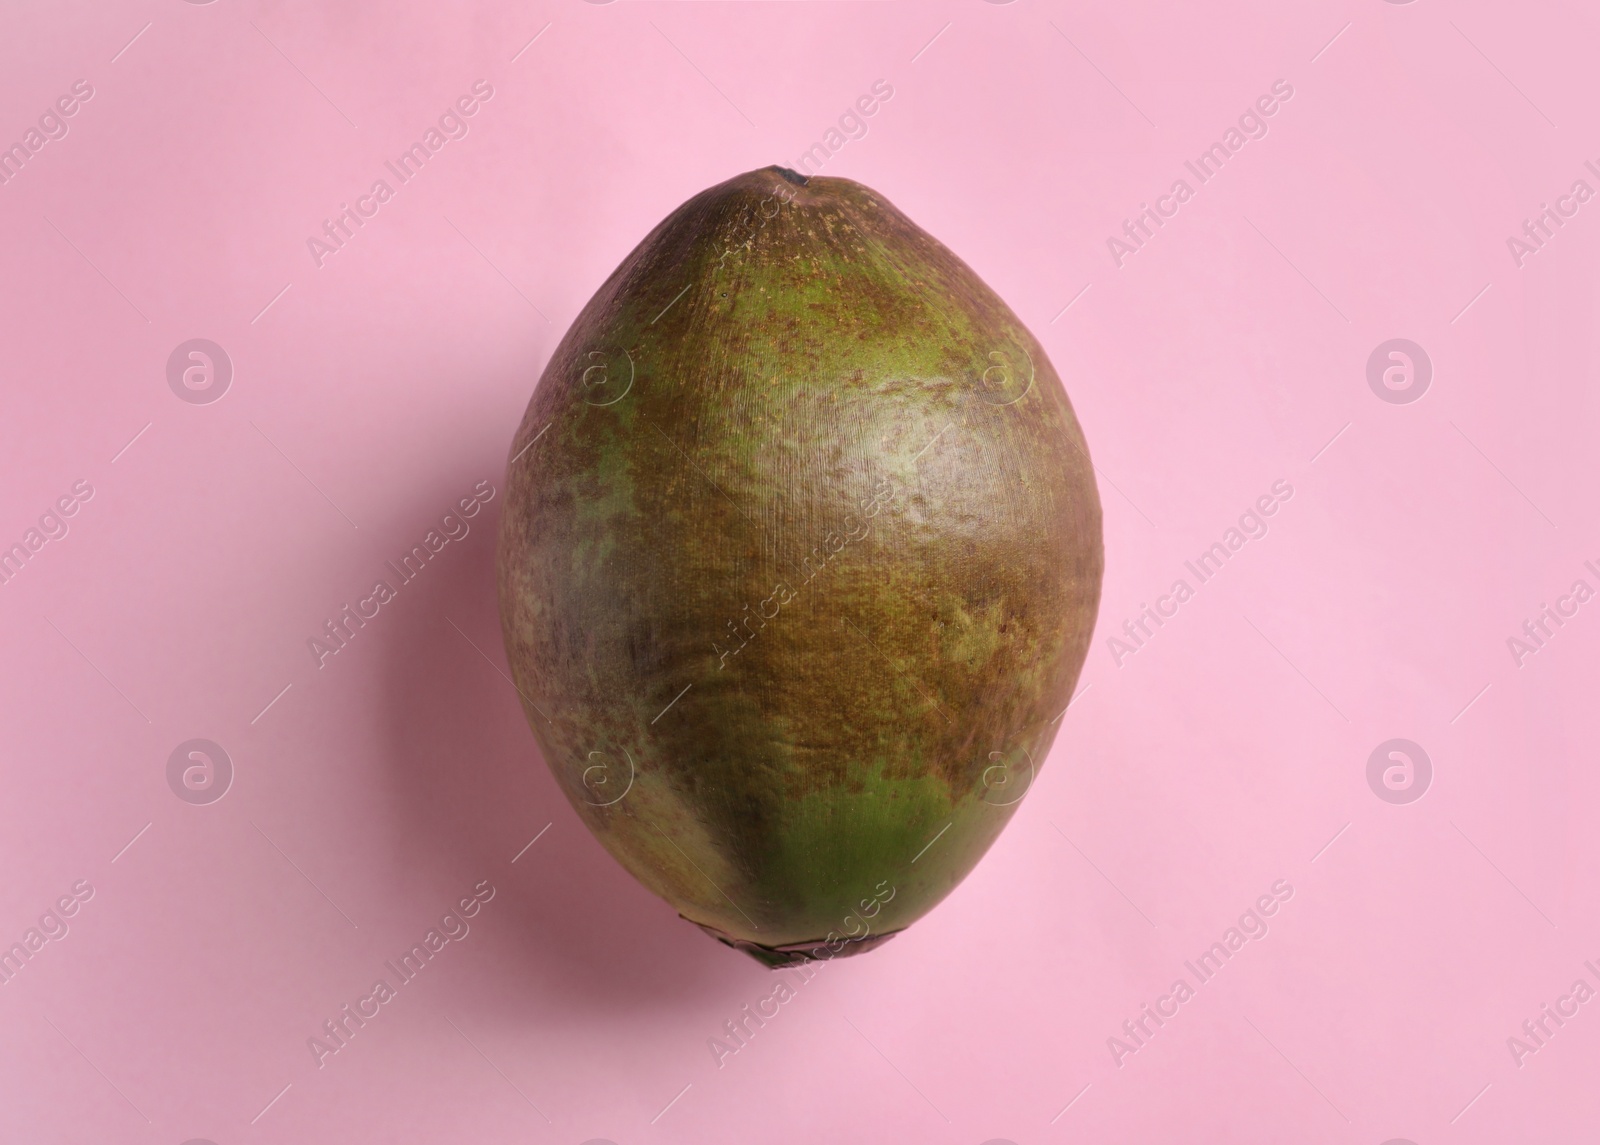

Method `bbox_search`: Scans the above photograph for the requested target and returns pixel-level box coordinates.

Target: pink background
[2,0,1597,1141]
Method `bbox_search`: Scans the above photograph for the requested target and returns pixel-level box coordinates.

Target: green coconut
[496,166,1102,966]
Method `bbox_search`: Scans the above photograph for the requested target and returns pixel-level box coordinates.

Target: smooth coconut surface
[497,166,1102,965]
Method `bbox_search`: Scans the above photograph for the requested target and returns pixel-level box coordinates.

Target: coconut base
[687,917,901,968]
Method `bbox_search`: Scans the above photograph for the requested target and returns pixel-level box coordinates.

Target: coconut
[497,167,1102,965]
